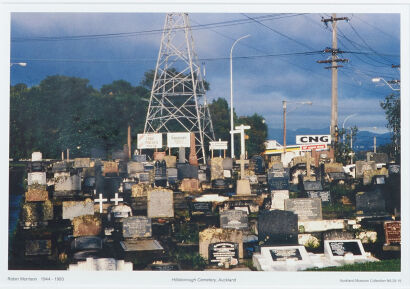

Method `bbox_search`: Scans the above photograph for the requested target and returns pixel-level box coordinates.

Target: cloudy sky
[10,12,400,136]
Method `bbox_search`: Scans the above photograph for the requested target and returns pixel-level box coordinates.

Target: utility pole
[317,14,349,145]
[283,101,287,153]
[374,136,377,153]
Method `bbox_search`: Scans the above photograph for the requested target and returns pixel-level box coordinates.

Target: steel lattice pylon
[144,13,215,163]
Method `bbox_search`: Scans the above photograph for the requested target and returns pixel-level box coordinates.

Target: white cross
[110,192,123,206]
[94,193,107,213]
[235,124,251,157]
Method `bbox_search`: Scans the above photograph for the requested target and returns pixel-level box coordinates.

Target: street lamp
[283,100,312,153]
[372,77,400,91]
[10,62,27,67]
[342,113,356,144]
[230,34,250,159]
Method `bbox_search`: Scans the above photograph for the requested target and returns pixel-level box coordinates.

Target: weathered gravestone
[22,200,53,225]
[199,228,243,261]
[211,157,224,180]
[367,152,389,164]
[133,154,147,163]
[74,158,91,168]
[108,204,132,221]
[122,216,152,239]
[180,178,200,192]
[127,161,144,175]
[327,172,346,182]
[220,210,248,230]
[153,151,166,161]
[63,199,94,220]
[236,179,251,195]
[303,181,323,192]
[147,189,174,218]
[222,157,233,170]
[223,199,259,214]
[307,191,331,203]
[250,155,265,175]
[72,215,102,237]
[163,155,177,168]
[28,172,47,186]
[25,184,48,202]
[258,210,298,245]
[384,221,401,245]
[355,161,376,178]
[355,191,386,215]
[25,240,52,256]
[52,161,72,172]
[167,168,178,185]
[131,183,151,198]
[270,190,289,210]
[71,236,103,251]
[102,161,119,176]
[209,242,239,266]
[284,198,322,221]
[268,177,289,191]
[54,172,81,192]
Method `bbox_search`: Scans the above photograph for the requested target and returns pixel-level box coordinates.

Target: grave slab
[220,210,248,230]
[284,198,322,221]
[147,189,174,218]
[199,228,243,260]
[62,199,94,220]
[28,172,46,186]
[122,216,152,239]
[72,215,102,237]
[270,190,289,210]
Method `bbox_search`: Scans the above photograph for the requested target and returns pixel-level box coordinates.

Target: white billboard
[296,135,331,145]
[137,133,163,149]
[167,132,191,148]
[209,140,228,151]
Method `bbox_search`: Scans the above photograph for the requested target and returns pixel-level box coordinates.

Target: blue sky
[10,12,400,135]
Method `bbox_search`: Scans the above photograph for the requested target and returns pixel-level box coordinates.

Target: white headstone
[31,152,42,162]
[28,172,47,186]
[271,190,289,210]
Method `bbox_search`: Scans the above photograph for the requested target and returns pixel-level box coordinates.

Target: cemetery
[8,144,401,272]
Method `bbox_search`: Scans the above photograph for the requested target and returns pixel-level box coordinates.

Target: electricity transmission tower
[144,13,215,164]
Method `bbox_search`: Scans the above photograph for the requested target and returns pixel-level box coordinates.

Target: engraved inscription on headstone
[122,216,152,239]
[329,241,362,256]
[270,248,302,261]
[384,221,401,245]
[220,210,248,230]
[208,242,239,265]
[284,198,322,221]
[190,202,212,215]
[307,191,331,202]
[147,189,174,218]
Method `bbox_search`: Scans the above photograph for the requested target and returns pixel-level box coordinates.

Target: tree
[380,93,400,162]
[334,126,358,165]
[236,113,268,157]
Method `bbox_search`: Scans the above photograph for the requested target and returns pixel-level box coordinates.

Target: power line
[354,15,399,41]
[12,13,307,42]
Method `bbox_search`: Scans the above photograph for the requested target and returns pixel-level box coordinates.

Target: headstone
[224,199,259,214]
[384,221,401,245]
[268,177,289,191]
[71,236,103,251]
[258,210,298,245]
[324,240,367,261]
[284,198,322,221]
[131,183,150,198]
[199,228,243,260]
[62,199,94,220]
[323,230,355,240]
[154,160,167,186]
[55,173,81,191]
[303,181,323,192]
[148,263,180,271]
[190,202,212,215]
[52,161,72,172]
[167,167,178,184]
[137,172,150,183]
[147,189,174,218]
[236,179,251,196]
[324,162,344,173]
[74,158,91,168]
[25,240,52,256]
[373,175,386,185]
[163,155,177,168]
[252,245,313,271]
[103,177,122,198]
[367,152,389,164]
[28,172,46,186]
[208,242,239,266]
[72,215,102,237]
[122,216,152,239]
[25,184,48,202]
[27,161,44,172]
[307,191,331,203]
[22,200,53,224]
[153,151,166,161]
[127,161,145,175]
[211,157,224,180]
[222,158,233,170]
[355,191,386,215]
[223,170,232,178]
[133,154,147,163]
[270,190,289,210]
[108,204,132,220]
[355,161,376,178]
[177,163,198,180]
[220,210,248,230]
[68,258,133,271]
[180,178,200,192]
[31,151,43,162]
[250,155,265,175]
[388,164,400,175]
[363,167,388,185]
[112,150,127,160]
[102,161,119,176]
[327,172,346,181]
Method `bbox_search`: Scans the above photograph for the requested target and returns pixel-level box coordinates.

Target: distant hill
[268,127,392,151]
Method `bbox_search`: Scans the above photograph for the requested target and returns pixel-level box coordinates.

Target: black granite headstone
[122,216,152,239]
[250,155,265,175]
[268,177,289,191]
[103,177,122,199]
[177,163,198,180]
[208,242,239,265]
[355,191,386,214]
[270,248,302,261]
[303,181,323,191]
[71,236,103,252]
[328,241,362,256]
[258,210,298,245]
[190,202,212,215]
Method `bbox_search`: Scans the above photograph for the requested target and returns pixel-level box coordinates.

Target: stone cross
[110,192,123,206]
[95,193,108,213]
[232,125,251,179]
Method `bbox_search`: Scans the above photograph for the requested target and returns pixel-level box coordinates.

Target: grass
[306,259,400,272]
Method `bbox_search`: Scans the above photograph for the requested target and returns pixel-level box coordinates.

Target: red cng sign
[300,144,328,151]
[296,135,331,145]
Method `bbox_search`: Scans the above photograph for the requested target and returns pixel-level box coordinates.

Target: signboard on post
[167,132,190,148]
[137,133,162,149]
[300,144,328,151]
[209,140,228,151]
[296,135,331,145]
